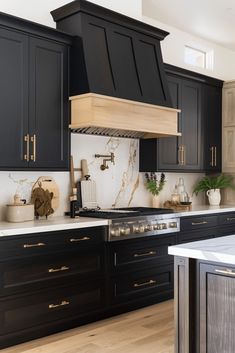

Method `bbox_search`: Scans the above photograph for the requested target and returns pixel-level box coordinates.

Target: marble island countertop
[168,234,235,265]
[0,217,109,237]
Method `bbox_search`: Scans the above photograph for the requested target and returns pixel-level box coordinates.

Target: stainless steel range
[78,207,180,241]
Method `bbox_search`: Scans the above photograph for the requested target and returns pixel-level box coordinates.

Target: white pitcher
[206,189,221,206]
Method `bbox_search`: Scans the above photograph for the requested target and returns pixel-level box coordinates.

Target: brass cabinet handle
[30,134,36,162]
[134,251,157,258]
[48,266,70,273]
[134,279,157,288]
[182,145,186,165]
[215,268,235,276]
[48,300,70,309]
[23,242,46,248]
[226,217,235,221]
[214,146,217,167]
[191,221,207,226]
[70,236,90,242]
[210,146,214,167]
[178,146,183,165]
[24,134,30,162]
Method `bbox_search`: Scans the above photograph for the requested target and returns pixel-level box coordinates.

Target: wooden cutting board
[32,176,60,211]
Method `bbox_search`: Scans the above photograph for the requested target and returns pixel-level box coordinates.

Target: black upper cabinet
[140,65,223,173]
[28,38,69,169]
[51,0,172,107]
[0,13,71,171]
[0,28,28,169]
[203,84,222,172]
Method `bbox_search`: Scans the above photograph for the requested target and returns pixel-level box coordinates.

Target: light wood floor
[2,300,174,353]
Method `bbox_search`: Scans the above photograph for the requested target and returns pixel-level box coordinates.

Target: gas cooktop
[78,207,174,219]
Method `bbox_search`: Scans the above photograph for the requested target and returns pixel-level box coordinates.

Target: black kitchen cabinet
[108,234,176,311]
[0,13,71,171]
[0,27,28,169]
[51,0,172,107]
[203,84,222,172]
[140,65,223,173]
[0,226,107,348]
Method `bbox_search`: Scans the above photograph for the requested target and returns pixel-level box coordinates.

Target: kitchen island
[169,234,235,353]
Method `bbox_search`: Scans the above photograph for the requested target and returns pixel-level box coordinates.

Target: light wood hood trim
[69,93,181,138]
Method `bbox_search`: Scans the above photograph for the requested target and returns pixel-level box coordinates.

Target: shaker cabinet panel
[203,84,222,172]
[223,127,235,172]
[223,86,235,126]
[0,28,29,168]
[28,37,69,169]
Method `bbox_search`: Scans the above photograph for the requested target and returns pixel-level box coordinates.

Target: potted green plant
[145,172,166,207]
[193,174,235,206]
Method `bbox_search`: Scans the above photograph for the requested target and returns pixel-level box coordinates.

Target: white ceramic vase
[206,188,221,206]
[152,194,160,208]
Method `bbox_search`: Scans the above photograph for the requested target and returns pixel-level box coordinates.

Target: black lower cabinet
[0,227,107,349]
[107,235,176,313]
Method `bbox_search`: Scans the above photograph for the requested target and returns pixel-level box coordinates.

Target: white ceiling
[142,0,235,51]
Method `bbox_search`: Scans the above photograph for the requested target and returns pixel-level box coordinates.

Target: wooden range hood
[70,93,181,139]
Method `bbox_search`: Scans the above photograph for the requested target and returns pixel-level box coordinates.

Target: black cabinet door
[203,84,222,172]
[157,75,182,170]
[28,37,69,170]
[180,79,202,170]
[0,28,28,169]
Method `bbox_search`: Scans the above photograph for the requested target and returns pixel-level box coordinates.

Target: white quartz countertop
[169,234,235,265]
[175,204,235,217]
[0,217,108,237]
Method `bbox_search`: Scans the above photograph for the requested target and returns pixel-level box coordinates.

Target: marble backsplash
[0,134,205,221]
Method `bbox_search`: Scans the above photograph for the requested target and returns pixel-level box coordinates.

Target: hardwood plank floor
[2,300,174,353]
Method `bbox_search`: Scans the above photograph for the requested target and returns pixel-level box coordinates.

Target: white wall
[142,15,235,81]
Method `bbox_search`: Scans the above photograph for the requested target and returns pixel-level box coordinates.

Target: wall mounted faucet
[95,152,115,170]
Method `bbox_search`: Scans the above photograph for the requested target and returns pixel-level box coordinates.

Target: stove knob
[120,225,131,235]
[145,224,153,232]
[133,224,145,233]
[110,228,120,237]
[153,223,159,230]
[162,223,167,229]
[169,222,177,228]
[158,223,163,230]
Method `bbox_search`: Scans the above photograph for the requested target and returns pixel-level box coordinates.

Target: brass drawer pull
[23,242,46,248]
[134,251,157,258]
[191,221,208,226]
[214,146,217,167]
[226,217,235,221]
[24,134,30,162]
[48,266,70,273]
[215,268,235,276]
[70,236,90,242]
[48,300,70,309]
[134,279,157,288]
[210,146,214,167]
[30,134,36,162]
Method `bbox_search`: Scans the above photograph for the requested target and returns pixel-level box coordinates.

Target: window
[184,46,214,71]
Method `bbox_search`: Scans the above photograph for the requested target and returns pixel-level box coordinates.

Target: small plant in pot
[193,174,235,206]
[145,172,166,207]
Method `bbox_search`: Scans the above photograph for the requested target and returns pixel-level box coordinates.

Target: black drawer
[0,248,104,296]
[0,279,105,335]
[218,213,235,226]
[109,235,176,273]
[181,216,217,231]
[177,229,216,244]
[110,264,173,303]
[0,227,106,260]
